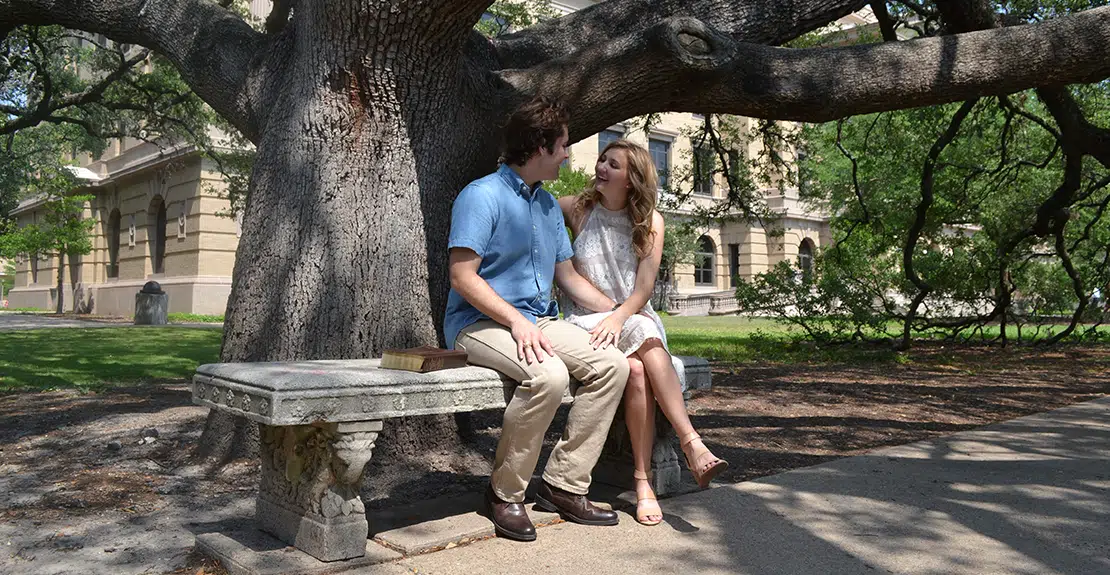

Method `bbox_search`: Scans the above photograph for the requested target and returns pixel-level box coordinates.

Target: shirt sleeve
[448,184,497,257]
[554,208,574,263]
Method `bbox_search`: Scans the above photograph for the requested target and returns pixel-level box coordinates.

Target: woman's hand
[589,310,629,349]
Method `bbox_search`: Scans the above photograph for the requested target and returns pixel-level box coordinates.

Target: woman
[558,139,728,526]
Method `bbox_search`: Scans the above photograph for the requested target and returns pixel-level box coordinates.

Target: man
[444,97,629,542]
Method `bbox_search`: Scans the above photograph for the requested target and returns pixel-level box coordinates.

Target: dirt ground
[2,343,1108,574]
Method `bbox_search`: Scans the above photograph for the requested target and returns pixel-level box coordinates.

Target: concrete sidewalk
[0,312,219,330]
[380,396,1110,575]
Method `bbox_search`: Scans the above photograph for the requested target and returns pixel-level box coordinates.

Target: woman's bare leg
[638,338,727,486]
[624,356,661,523]
[637,339,695,437]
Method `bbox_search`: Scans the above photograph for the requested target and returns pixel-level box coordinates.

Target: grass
[0,327,222,392]
[1,307,52,313]
[3,314,1103,392]
[662,314,1110,364]
[660,315,879,364]
[167,313,225,324]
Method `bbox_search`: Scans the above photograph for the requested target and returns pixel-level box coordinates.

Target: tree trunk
[198,3,509,461]
[55,251,64,314]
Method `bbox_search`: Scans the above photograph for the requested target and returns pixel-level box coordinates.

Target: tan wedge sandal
[632,470,663,526]
[680,432,729,489]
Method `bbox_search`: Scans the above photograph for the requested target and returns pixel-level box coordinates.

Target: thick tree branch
[1,0,270,141]
[492,0,868,69]
[870,1,899,41]
[1048,225,1087,344]
[265,0,293,35]
[500,7,1110,141]
[1038,87,1110,170]
[899,98,978,350]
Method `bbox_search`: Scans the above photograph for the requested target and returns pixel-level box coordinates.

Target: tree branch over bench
[0,0,271,140]
[491,0,869,69]
[498,6,1110,140]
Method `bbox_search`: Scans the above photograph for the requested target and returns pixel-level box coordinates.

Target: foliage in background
[475,0,557,38]
[733,1,1110,348]
[1,260,14,298]
[0,165,95,313]
[1,26,218,220]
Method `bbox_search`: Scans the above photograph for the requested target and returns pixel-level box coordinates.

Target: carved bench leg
[257,420,382,562]
[594,404,683,497]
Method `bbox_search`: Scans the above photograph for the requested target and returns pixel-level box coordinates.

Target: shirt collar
[498,164,543,198]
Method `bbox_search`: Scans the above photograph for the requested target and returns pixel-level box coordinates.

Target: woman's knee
[625,357,647,395]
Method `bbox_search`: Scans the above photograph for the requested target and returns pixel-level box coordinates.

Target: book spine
[422,357,444,372]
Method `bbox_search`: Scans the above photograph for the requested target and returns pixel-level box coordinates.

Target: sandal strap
[679,431,701,448]
[633,469,652,481]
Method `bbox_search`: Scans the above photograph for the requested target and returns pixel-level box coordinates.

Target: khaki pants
[456,317,629,503]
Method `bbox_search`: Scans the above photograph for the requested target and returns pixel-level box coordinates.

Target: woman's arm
[557,195,580,236]
[614,210,665,319]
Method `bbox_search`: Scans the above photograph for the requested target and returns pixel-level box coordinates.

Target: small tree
[0,167,94,314]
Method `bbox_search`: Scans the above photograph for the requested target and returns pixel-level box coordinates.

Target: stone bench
[192,356,710,563]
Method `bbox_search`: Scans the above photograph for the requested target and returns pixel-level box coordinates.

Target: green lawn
[662,314,1110,364]
[167,312,225,324]
[661,315,876,364]
[3,315,1102,392]
[0,327,222,391]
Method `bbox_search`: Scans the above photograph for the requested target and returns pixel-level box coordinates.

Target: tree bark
[55,251,64,314]
[199,0,509,460]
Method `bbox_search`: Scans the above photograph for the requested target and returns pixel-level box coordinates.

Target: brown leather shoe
[483,484,536,542]
[533,481,618,526]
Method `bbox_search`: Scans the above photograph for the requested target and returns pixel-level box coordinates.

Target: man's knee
[599,347,630,389]
[527,357,571,403]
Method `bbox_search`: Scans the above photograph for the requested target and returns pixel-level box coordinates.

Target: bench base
[195,529,400,575]
[257,421,383,562]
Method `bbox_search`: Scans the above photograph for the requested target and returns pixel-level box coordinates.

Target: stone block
[195,530,401,575]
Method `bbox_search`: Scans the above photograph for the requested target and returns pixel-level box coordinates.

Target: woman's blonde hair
[574,139,659,258]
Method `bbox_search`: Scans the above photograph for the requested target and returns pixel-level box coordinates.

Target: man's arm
[449,247,554,364]
[554,260,616,313]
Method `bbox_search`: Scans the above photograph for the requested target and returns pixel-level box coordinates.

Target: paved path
[392,396,1110,575]
[0,312,219,331]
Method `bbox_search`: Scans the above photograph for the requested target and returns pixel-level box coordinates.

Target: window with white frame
[694,235,715,285]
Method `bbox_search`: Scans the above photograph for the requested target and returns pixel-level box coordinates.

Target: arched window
[148,196,167,274]
[695,235,715,286]
[107,209,121,278]
[799,238,815,282]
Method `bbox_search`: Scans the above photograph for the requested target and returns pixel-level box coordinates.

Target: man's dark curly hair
[501,96,569,166]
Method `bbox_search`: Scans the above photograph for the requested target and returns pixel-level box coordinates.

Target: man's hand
[511,318,555,365]
[589,309,629,349]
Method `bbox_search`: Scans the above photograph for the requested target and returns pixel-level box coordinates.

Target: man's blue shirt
[443,164,573,348]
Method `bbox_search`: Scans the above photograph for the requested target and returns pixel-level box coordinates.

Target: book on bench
[380,346,469,373]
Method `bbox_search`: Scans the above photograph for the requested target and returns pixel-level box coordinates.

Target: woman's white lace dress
[561,203,687,390]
